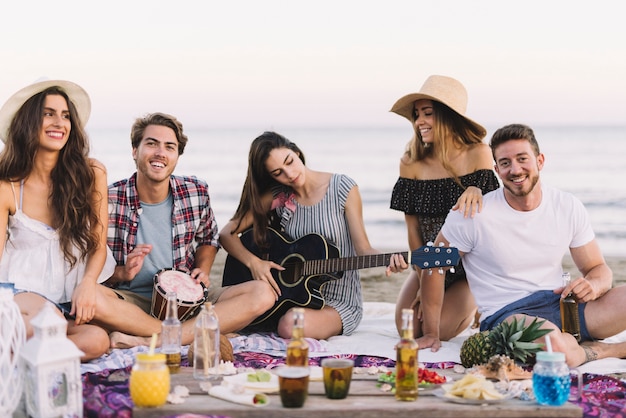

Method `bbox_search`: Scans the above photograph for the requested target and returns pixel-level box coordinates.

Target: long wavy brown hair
[230,131,305,249]
[405,101,486,183]
[0,86,99,268]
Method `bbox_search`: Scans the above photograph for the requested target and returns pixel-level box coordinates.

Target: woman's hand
[71,280,97,325]
[416,334,442,352]
[385,253,409,276]
[452,186,483,218]
[248,258,284,299]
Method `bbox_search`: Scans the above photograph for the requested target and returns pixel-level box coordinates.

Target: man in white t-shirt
[418,123,626,367]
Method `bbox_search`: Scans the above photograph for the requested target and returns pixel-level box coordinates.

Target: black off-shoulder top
[390,169,500,286]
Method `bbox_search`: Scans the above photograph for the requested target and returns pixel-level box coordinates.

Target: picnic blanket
[79,302,626,417]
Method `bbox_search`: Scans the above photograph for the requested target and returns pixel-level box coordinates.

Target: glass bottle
[559,272,581,342]
[130,353,170,408]
[193,302,220,380]
[395,308,419,401]
[532,351,570,406]
[286,308,309,366]
[161,291,182,373]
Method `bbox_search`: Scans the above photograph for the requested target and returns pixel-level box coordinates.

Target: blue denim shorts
[1,282,75,320]
[479,290,592,341]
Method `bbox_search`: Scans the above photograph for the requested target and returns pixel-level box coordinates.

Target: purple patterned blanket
[82,352,626,418]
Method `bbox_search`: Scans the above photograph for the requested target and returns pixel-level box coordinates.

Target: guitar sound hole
[279,256,304,285]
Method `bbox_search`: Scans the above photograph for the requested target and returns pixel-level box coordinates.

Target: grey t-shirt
[117,193,173,299]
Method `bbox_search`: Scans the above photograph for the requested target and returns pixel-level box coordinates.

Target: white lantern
[19,302,84,418]
[0,286,26,416]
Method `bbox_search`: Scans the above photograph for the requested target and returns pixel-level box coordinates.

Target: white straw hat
[0,79,91,143]
[390,75,485,135]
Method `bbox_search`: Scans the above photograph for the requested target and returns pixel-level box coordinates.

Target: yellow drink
[286,308,309,366]
[130,353,170,408]
[395,309,418,401]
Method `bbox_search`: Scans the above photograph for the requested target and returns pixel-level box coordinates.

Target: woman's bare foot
[109,331,153,349]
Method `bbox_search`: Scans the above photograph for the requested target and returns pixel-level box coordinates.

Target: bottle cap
[536,351,565,362]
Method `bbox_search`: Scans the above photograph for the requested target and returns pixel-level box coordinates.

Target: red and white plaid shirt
[107,173,219,273]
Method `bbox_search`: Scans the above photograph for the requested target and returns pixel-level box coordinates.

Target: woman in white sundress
[0,79,115,361]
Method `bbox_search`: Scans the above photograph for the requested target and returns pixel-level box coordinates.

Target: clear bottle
[395,308,419,401]
[532,351,570,406]
[286,308,309,366]
[161,291,182,373]
[193,302,220,380]
[559,272,581,342]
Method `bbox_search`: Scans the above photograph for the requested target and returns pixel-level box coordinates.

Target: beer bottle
[286,308,309,366]
[559,272,581,342]
[161,291,182,373]
[395,308,419,401]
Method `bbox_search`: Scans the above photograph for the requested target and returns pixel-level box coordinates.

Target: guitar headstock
[409,244,460,272]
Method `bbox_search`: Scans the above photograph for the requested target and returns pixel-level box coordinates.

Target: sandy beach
[208,251,626,304]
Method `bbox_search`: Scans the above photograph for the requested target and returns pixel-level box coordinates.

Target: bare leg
[67,322,110,361]
[109,280,276,349]
[395,269,420,336]
[580,341,626,363]
[213,280,277,333]
[277,306,342,340]
[437,279,476,340]
[92,285,163,337]
[14,292,47,338]
[506,314,624,368]
[584,285,626,339]
[14,292,108,361]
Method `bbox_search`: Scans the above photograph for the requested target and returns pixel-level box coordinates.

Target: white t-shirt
[441,183,594,319]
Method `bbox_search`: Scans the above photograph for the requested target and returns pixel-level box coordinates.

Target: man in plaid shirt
[92,113,275,348]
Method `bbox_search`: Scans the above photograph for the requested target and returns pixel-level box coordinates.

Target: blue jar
[532,351,570,406]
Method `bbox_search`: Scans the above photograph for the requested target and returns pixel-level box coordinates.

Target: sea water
[88,125,626,257]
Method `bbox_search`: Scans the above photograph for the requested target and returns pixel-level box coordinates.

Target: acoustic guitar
[222,227,460,328]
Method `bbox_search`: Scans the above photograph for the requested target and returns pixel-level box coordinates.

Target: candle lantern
[19,302,84,418]
[0,285,26,416]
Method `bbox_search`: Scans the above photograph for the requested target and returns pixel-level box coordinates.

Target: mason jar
[532,351,571,406]
[129,353,170,408]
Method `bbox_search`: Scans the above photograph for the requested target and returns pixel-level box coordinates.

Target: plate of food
[377,367,448,394]
[434,374,511,404]
[418,382,444,395]
[222,370,279,393]
[433,389,511,404]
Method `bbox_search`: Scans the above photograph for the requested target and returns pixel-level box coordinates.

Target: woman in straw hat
[389,75,499,341]
[0,79,115,360]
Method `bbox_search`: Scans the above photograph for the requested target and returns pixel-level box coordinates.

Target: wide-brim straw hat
[0,79,91,143]
[390,75,485,135]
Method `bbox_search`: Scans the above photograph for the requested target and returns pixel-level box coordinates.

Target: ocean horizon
[89,125,626,258]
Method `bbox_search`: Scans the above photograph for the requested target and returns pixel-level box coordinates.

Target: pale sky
[2,0,625,129]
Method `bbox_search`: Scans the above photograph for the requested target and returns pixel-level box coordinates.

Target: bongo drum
[151,268,208,321]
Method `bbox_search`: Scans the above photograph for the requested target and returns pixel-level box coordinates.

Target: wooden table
[133,368,582,418]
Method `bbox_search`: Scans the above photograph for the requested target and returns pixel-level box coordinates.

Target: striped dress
[279,173,363,335]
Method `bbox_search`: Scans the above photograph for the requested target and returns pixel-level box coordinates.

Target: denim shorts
[479,290,592,341]
[1,282,75,320]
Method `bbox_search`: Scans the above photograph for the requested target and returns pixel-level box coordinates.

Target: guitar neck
[302,252,409,276]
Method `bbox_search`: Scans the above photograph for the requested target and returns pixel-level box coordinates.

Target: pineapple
[459,316,551,368]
